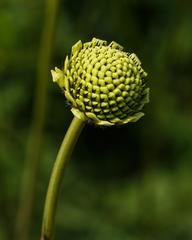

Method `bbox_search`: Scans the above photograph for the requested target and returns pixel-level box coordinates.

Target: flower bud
[51,38,149,126]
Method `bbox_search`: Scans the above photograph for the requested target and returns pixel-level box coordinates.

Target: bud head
[52,38,149,126]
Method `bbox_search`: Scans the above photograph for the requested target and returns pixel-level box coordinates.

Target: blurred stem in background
[15,0,60,239]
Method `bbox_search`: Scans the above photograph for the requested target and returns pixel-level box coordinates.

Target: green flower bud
[51,38,149,126]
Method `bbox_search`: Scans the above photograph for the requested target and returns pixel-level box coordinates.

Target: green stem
[15,0,59,239]
[41,116,85,240]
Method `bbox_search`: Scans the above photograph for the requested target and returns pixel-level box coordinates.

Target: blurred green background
[1,0,192,239]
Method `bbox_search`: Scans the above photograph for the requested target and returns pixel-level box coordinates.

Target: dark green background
[1,0,192,239]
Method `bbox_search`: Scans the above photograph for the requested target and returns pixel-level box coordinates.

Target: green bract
[51,38,149,126]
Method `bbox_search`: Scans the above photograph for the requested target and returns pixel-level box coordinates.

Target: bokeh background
[1,0,192,239]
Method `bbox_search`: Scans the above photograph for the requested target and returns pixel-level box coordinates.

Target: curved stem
[41,116,85,240]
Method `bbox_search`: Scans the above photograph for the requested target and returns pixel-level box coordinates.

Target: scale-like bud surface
[52,38,149,126]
